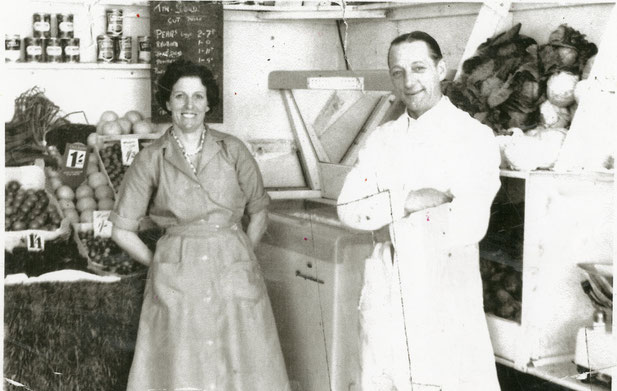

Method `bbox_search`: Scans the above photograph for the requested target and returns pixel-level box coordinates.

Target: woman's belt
[165,220,240,237]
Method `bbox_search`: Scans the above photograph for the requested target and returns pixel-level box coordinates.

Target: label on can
[138,36,151,63]
[117,36,132,63]
[97,35,115,62]
[59,21,74,33]
[33,21,51,32]
[65,45,80,56]
[106,9,123,37]
[46,45,62,56]
[27,45,42,56]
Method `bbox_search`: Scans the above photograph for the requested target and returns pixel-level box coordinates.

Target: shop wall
[3,2,345,142]
[344,3,613,72]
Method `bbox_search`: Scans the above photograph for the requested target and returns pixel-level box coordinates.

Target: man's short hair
[388,31,443,65]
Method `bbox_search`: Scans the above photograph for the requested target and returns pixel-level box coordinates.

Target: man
[338,32,502,391]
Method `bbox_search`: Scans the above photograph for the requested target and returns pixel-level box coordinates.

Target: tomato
[20,204,31,214]
[5,206,14,216]
[12,221,26,231]
[7,181,20,192]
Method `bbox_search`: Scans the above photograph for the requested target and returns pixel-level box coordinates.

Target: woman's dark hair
[155,58,220,115]
[388,31,443,66]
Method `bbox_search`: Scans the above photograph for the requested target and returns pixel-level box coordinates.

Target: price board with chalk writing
[150,1,223,124]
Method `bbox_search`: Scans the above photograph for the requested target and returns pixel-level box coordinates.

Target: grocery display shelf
[4,62,151,71]
[495,353,611,391]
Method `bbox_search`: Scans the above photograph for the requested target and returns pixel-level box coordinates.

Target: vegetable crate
[94,133,162,195]
[73,222,161,279]
[5,165,71,251]
[480,171,614,370]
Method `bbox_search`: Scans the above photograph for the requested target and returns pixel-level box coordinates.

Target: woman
[110,59,289,391]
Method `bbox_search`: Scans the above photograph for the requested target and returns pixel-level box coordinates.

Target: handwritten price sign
[120,138,140,166]
[27,232,45,252]
[93,211,113,238]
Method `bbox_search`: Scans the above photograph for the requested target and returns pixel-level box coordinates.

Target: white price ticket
[120,138,140,166]
[93,210,113,238]
[27,232,45,252]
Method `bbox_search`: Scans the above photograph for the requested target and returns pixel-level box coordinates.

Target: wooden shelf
[4,63,150,71]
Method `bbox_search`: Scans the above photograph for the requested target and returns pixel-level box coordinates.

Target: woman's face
[166,76,209,133]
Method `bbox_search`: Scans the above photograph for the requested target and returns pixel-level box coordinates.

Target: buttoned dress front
[110,128,289,391]
[338,97,502,391]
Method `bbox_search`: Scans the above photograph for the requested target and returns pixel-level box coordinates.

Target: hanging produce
[5,87,67,167]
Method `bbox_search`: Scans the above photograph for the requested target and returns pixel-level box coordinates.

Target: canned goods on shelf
[117,36,132,63]
[25,37,45,62]
[62,38,80,63]
[5,35,21,63]
[33,13,51,38]
[138,36,151,64]
[106,9,123,37]
[97,35,115,63]
[46,38,63,63]
[57,13,74,39]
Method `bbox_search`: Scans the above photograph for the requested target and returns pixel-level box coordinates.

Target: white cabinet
[254,200,373,391]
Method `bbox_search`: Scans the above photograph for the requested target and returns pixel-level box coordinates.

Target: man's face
[388,41,446,119]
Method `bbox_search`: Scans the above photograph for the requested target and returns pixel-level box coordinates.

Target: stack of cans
[19,12,79,63]
[98,9,149,64]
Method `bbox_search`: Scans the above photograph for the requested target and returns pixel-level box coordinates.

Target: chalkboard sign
[150,1,224,123]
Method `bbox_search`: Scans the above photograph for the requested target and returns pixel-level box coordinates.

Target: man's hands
[404,188,453,215]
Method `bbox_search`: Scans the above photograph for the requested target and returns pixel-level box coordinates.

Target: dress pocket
[153,235,181,264]
[220,261,265,302]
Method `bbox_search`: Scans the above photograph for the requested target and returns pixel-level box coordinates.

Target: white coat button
[209,384,216,390]
[207,340,214,346]
[205,296,212,303]
[201,255,208,261]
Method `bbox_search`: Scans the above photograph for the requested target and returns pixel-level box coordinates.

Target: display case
[481,170,614,390]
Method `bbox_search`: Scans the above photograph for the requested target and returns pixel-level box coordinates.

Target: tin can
[117,36,132,63]
[106,9,123,37]
[97,35,115,63]
[137,36,151,64]
[46,38,63,62]
[25,37,45,62]
[57,13,74,39]
[5,35,21,63]
[32,13,51,38]
[62,38,80,62]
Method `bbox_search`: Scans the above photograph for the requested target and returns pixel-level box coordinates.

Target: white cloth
[339,97,502,391]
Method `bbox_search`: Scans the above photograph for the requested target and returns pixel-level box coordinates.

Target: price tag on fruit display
[60,142,89,189]
[93,211,113,238]
[26,232,45,252]
[120,138,140,166]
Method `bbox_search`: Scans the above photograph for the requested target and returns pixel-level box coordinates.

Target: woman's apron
[127,221,290,391]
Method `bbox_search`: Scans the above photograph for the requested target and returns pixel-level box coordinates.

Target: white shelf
[500,169,615,182]
[4,62,150,71]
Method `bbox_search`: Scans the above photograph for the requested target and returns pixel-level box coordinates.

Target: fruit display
[51,151,115,224]
[98,139,151,192]
[78,231,145,275]
[77,228,161,276]
[480,258,522,322]
[5,180,63,231]
[96,110,155,136]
